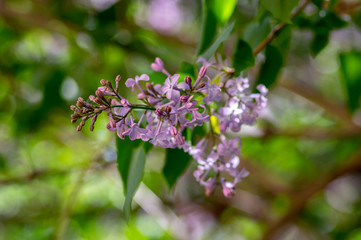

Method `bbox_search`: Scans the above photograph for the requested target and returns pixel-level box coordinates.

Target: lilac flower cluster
[70,57,267,197]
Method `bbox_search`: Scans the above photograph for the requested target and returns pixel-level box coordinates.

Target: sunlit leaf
[233,39,255,73]
[199,21,235,60]
[211,0,237,24]
[123,145,146,222]
[162,148,192,189]
[339,51,361,113]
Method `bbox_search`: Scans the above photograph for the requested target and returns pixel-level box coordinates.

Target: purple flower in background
[219,97,244,116]
[203,83,221,105]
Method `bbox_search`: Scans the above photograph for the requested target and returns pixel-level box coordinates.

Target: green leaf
[243,17,271,49]
[123,146,146,222]
[197,0,218,55]
[311,32,329,56]
[178,61,196,83]
[339,51,361,113]
[162,148,192,189]
[179,61,195,77]
[233,39,255,74]
[199,21,235,60]
[310,12,347,56]
[211,0,237,24]
[260,0,299,22]
[256,45,283,89]
[272,25,292,59]
[353,11,361,29]
[148,71,167,85]
[116,136,141,194]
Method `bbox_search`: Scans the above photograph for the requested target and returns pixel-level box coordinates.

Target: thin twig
[253,0,311,55]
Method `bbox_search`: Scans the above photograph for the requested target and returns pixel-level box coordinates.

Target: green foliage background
[1,0,361,239]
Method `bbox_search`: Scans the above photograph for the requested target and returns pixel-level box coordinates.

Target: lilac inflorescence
[70,57,268,197]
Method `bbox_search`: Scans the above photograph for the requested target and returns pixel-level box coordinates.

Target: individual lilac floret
[151,57,164,72]
[161,74,181,101]
[125,74,150,91]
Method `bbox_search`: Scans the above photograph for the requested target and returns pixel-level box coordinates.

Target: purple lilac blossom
[71,56,268,198]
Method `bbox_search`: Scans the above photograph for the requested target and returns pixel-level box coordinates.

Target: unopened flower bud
[89,95,96,101]
[76,125,83,131]
[94,97,103,105]
[100,79,106,86]
[175,133,184,145]
[70,105,77,111]
[138,93,145,99]
[199,66,207,79]
[185,76,192,89]
[77,97,86,108]
[90,114,98,132]
[164,106,171,114]
[180,95,188,103]
[96,89,105,99]
[115,75,121,90]
[155,108,164,117]
[170,126,178,136]
[115,75,121,83]
[151,57,164,72]
[146,82,156,93]
[105,80,112,88]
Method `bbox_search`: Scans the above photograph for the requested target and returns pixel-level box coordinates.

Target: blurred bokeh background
[1,0,361,239]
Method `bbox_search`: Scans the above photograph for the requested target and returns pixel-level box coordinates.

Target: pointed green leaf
[162,148,192,189]
[179,61,195,77]
[197,0,218,55]
[260,0,299,22]
[211,0,237,24]
[256,45,283,89]
[311,32,329,56]
[233,39,255,74]
[116,136,141,194]
[199,21,235,60]
[339,51,361,113]
[123,146,146,222]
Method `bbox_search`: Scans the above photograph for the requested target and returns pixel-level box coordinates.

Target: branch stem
[253,0,311,55]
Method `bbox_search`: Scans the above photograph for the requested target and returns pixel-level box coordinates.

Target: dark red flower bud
[185,76,192,88]
[180,95,188,103]
[164,106,172,114]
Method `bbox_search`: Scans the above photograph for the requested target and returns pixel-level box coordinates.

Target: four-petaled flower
[125,74,150,91]
[161,74,180,101]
